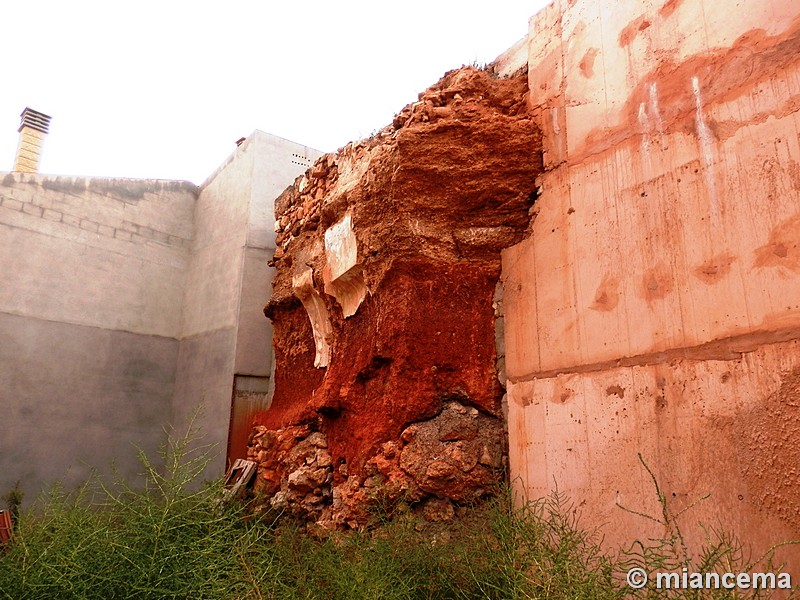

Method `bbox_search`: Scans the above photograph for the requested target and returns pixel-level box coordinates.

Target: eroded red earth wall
[249,67,543,527]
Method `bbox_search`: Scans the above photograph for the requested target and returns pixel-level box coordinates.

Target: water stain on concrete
[753,214,800,274]
[590,274,620,311]
[579,15,800,163]
[555,387,574,404]
[641,266,674,301]
[619,16,651,47]
[579,48,599,78]
[659,0,684,19]
[693,252,737,284]
[41,177,88,195]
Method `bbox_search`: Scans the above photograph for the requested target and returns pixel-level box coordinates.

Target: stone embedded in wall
[253,66,544,527]
[248,424,334,519]
[248,401,503,528]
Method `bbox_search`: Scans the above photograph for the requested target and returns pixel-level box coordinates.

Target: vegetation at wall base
[0,429,795,599]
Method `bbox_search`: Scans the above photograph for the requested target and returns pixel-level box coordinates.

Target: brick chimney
[13,108,51,173]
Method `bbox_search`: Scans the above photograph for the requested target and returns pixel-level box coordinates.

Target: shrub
[1,435,794,599]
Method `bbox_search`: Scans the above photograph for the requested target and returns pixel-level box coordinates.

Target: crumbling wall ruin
[249,1,800,574]
[248,67,543,527]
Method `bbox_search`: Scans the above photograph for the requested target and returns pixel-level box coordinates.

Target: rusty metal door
[226,375,271,469]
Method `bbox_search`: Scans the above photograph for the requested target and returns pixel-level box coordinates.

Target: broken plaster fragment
[323,212,368,317]
[292,267,333,368]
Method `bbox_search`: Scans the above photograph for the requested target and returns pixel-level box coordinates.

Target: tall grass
[0,425,260,599]
[0,431,794,599]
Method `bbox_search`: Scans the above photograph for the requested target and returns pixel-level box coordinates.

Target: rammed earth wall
[251,67,543,527]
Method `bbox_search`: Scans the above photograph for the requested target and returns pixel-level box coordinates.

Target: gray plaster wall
[0,174,196,500]
[0,174,195,336]
[234,247,274,376]
[0,312,177,502]
[233,133,319,378]
[171,327,238,475]
[173,132,322,475]
[0,132,322,501]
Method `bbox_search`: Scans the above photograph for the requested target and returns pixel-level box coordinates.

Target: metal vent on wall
[290,152,312,168]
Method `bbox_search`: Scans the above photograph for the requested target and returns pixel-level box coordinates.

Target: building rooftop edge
[198,130,324,191]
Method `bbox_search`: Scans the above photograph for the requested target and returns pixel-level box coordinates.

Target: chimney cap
[18,107,51,134]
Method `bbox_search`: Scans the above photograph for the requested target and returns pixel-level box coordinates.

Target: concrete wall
[172,131,322,475]
[1,131,321,500]
[0,174,196,500]
[503,0,800,564]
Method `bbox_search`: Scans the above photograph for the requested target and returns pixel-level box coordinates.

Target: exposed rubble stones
[251,65,543,528]
[248,401,503,527]
[247,424,333,519]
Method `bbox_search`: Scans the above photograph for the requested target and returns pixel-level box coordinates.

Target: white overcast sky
[0,1,548,185]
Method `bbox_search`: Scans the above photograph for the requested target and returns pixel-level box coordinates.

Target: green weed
[1,436,795,599]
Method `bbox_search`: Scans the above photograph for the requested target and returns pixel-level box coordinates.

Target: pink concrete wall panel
[503,0,800,563]
[507,340,800,566]
[505,0,800,379]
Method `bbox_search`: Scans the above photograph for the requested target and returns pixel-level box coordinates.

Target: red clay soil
[249,66,544,527]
